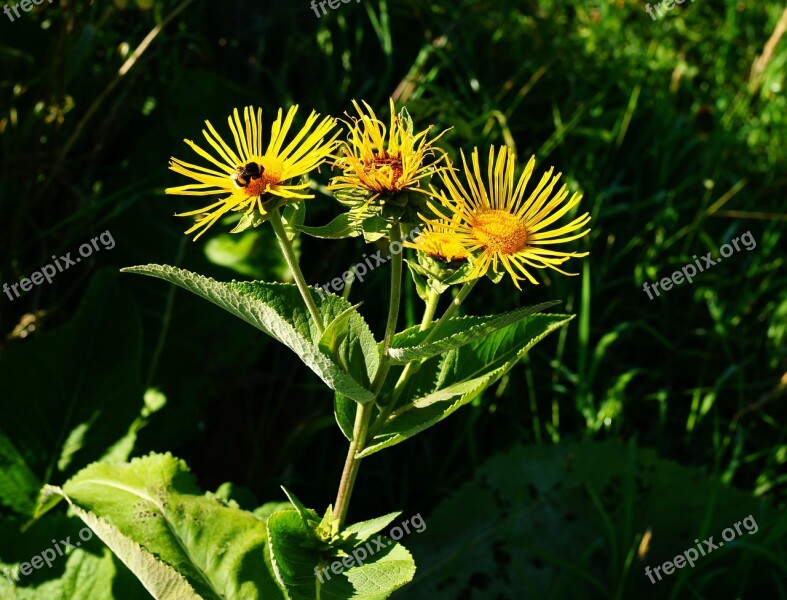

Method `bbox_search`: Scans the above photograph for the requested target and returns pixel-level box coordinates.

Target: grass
[0,0,785,597]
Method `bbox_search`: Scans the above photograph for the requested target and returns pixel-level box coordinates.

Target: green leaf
[398,106,414,135]
[441,262,475,286]
[405,260,431,302]
[101,387,167,465]
[282,201,306,241]
[229,211,268,233]
[281,486,321,529]
[406,441,785,599]
[267,509,415,600]
[319,304,378,388]
[121,265,378,404]
[0,270,143,517]
[0,540,121,600]
[388,302,560,364]
[334,393,356,441]
[0,432,40,515]
[358,314,573,457]
[341,512,402,544]
[42,453,286,600]
[204,230,286,280]
[296,212,362,239]
[360,216,390,243]
[254,501,292,522]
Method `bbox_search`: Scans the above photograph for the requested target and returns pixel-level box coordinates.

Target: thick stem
[269,208,325,336]
[333,223,404,526]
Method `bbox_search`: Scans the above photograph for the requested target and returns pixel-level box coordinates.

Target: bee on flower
[166,105,340,239]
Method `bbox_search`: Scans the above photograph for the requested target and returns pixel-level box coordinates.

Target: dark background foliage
[0,0,785,598]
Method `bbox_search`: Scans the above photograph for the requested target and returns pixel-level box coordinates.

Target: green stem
[421,279,477,345]
[380,278,478,425]
[333,223,403,527]
[371,285,442,434]
[269,208,325,336]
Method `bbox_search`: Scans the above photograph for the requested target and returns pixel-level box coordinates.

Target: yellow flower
[166,105,339,239]
[424,146,591,289]
[328,99,447,204]
[406,218,469,263]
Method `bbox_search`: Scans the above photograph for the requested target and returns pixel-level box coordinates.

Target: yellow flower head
[328,99,447,203]
[406,218,469,263]
[166,105,339,239]
[424,146,591,289]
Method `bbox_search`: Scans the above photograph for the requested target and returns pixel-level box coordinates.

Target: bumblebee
[231,162,264,188]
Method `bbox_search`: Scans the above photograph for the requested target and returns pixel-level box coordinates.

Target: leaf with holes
[39,453,285,600]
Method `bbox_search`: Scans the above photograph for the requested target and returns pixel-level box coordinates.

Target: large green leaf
[0,271,143,517]
[387,302,559,364]
[121,264,378,403]
[358,314,573,457]
[405,442,786,600]
[0,510,146,599]
[267,509,415,600]
[40,453,285,600]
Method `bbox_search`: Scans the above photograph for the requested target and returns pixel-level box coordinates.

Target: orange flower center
[235,157,285,196]
[471,210,528,254]
[364,152,403,184]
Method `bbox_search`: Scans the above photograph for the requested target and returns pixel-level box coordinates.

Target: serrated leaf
[42,492,203,600]
[43,453,286,600]
[267,509,415,600]
[358,314,573,457]
[121,265,377,404]
[388,302,560,364]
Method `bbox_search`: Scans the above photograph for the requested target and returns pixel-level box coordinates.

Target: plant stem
[378,278,478,425]
[333,223,404,527]
[370,285,442,434]
[421,279,477,345]
[269,208,325,336]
